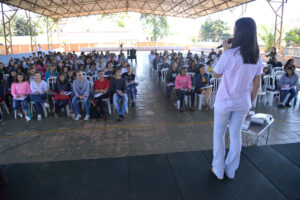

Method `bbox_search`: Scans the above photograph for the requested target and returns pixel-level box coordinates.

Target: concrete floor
[0,52,300,165]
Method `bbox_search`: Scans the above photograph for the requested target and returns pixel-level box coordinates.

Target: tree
[258,25,274,52]
[14,16,38,36]
[97,12,129,28]
[284,27,300,47]
[199,18,231,42]
[140,14,169,41]
[0,14,41,36]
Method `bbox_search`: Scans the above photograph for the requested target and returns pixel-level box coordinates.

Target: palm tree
[258,25,274,52]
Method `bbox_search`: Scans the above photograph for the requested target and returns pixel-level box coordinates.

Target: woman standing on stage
[212,17,262,180]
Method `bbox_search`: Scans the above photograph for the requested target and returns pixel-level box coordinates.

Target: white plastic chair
[103,98,112,115]
[47,77,57,96]
[253,78,267,107]
[263,75,280,106]
[197,93,206,110]
[30,101,49,117]
[3,74,9,81]
[272,67,284,76]
[161,68,169,83]
[210,78,221,108]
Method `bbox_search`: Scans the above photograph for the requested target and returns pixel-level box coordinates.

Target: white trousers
[212,108,248,179]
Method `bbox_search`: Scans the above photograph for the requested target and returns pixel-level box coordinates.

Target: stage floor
[0,143,299,200]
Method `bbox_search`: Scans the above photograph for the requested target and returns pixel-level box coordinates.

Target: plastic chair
[210,78,221,108]
[197,94,206,110]
[272,67,284,76]
[263,75,280,106]
[47,77,57,96]
[102,98,112,115]
[161,68,169,83]
[30,101,49,117]
[253,79,267,107]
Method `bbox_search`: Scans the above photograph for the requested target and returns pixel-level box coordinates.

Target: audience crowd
[0,50,137,121]
[0,47,299,121]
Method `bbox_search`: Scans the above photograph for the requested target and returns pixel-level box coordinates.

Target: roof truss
[1,0,254,19]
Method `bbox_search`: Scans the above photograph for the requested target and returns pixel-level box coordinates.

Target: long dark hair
[14,72,25,83]
[57,72,68,86]
[231,17,259,64]
[284,59,294,69]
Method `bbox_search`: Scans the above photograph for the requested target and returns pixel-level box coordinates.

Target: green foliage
[199,18,231,42]
[0,14,43,36]
[98,12,129,28]
[284,27,300,47]
[14,16,39,36]
[258,25,274,51]
[140,14,169,41]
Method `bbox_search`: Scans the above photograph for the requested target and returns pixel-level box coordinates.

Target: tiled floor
[0,52,299,165]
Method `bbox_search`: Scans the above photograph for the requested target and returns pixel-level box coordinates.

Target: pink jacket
[11,81,31,98]
[175,74,192,90]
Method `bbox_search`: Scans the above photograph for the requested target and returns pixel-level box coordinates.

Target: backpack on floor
[90,105,100,118]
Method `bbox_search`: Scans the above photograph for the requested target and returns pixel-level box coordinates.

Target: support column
[1,3,18,55]
[267,0,287,50]
[47,17,53,50]
[25,11,42,53]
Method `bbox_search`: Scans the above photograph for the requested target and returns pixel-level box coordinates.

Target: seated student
[206,59,214,73]
[165,62,179,100]
[44,65,58,81]
[67,70,75,84]
[284,59,295,71]
[93,70,111,119]
[120,60,128,75]
[110,68,128,121]
[200,51,206,63]
[152,53,160,71]
[104,62,114,80]
[29,72,49,120]
[194,64,212,109]
[88,63,98,76]
[208,48,217,58]
[161,57,170,69]
[97,58,105,70]
[27,66,36,83]
[278,65,299,108]
[187,60,198,73]
[72,71,90,120]
[11,72,31,121]
[54,72,71,119]
[149,50,156,63]
[266,47,277,67]
[122,64,137,106]
[175,68,195,112]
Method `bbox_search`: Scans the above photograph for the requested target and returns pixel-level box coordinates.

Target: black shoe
[0,113,2,122]
[285,103,292,108]
[120,115,124,120]
[277,104,285,108]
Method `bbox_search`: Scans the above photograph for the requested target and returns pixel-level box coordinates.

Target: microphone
[217,38,233,49]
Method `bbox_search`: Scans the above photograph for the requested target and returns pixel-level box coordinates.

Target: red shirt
[94,78,110,90]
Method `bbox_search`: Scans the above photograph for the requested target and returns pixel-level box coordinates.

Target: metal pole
[1,3,8,55]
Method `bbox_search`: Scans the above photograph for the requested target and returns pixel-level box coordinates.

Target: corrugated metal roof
[1,0,254,19]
